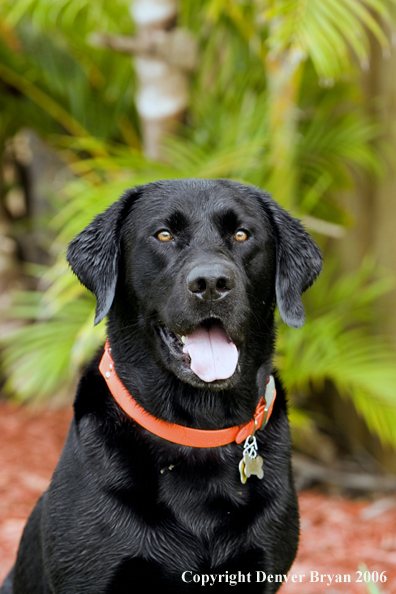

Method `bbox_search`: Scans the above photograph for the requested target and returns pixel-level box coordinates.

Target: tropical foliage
[1,0,396,449]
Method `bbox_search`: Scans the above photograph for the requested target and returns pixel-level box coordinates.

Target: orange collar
[99,341,276,448]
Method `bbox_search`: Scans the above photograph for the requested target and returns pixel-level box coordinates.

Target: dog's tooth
[181,336,186,344]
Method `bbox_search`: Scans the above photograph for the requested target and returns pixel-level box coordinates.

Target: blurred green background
[0,0,395,473]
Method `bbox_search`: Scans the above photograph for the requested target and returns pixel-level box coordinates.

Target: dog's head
[67,179,321,390]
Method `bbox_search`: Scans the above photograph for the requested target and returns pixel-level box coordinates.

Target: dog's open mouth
[158,319,239,383]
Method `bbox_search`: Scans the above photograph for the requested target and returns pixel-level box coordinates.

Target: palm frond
[261,0,393,78]
[277,260,396,447]
[0,22,138,146]
[1,295,104,402]
[1,0,131,35]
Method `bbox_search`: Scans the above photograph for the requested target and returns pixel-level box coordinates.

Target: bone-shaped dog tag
[243,453,264,480]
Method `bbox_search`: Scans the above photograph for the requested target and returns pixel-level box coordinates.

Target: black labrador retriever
[1,179,321,593]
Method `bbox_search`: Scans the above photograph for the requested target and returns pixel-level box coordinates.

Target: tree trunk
[92,1,197,161]
[333,33,396,471]
[130,0,196,160]
[370,37,396,347]
[265,49,303,209]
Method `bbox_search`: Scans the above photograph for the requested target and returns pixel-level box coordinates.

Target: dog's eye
[157,230,173,242]
[234,230,249,242]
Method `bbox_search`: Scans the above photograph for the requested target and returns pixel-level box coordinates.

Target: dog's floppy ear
[256,191,322,328]
[67,187,142,325]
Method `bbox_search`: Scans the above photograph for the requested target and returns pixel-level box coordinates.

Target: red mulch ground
[1,401,395,593]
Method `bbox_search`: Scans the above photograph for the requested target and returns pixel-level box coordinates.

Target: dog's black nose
[187,263,236,301]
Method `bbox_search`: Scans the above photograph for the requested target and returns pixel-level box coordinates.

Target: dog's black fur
[1,179,322,593]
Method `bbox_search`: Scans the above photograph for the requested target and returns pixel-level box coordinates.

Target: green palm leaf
[262,0,392,78]
[1,0,131,34]
[2,296,103,402]
[277,261,396,447]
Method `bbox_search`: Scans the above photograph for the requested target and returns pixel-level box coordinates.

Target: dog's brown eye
[234,230,248,242]
[157,230,173,242]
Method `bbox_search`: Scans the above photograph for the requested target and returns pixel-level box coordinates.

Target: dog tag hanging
[239,429,264,484]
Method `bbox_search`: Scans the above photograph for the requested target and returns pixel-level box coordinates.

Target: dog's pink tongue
[182,325,238,383]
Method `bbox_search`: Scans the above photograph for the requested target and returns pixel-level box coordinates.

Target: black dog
[1,179,321,593]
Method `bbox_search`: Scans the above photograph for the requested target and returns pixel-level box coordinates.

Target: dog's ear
[256,191,322,328]
[67,187,142,325]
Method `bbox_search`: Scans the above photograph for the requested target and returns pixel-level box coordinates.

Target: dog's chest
[119,462,265,574]
[154,452,262,532]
